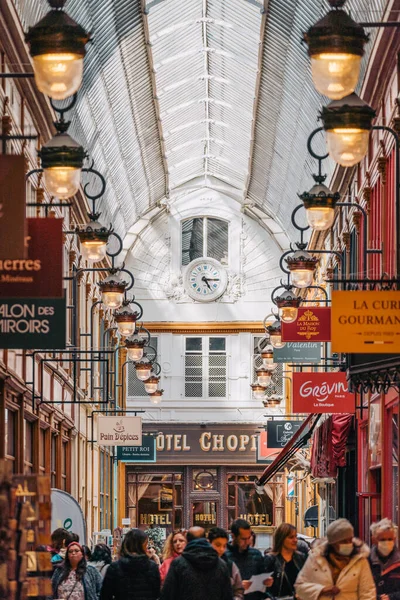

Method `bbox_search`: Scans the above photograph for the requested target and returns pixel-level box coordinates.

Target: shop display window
[227,474,273,527]
[127,471,183,534]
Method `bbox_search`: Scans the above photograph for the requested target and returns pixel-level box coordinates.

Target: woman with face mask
[295,518,376,600]
[369,518,400,600]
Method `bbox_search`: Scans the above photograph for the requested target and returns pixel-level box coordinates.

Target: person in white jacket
[295,518,376,600]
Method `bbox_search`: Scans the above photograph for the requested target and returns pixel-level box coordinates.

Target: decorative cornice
[142,322,265,334]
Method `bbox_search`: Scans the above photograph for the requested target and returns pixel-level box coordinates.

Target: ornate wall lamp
[149,389,164,404]
[303,0,368,100]
[273,286,302,323]
[114,299,143,338]
[265,314,286,349]
[98,270,131,310]
[25,0,91,100]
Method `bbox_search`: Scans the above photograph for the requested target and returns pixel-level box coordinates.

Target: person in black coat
[100,529,160,600]
[225,519,266,600]
[263,523,306,599]
[369,518,400,600]
[160,537,233,600]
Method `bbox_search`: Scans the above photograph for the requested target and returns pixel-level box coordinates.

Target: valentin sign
[282,308,331,342]
[292,372,355,414]
[0,155,26,259]
[0,218,63,298]
[331,291,400,353]
[274,342,321,363]
[0,297,66,349]
[98,416,142,446]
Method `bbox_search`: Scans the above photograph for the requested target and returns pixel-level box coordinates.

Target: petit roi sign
[0,297,66,349]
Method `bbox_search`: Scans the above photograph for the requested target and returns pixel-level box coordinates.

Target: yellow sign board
[331,291,400,353]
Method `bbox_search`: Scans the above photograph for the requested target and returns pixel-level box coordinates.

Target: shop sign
[238,513,271,526]
[282,308,331,342]
[331,291,400,353]
[257,430,287,464]
[0,155,26,259]
[0,218,63,298]
[266,420,304,448]
[0,297,66,349]
[292,372,355,414]
[116,435,156,462]
[98,416,142,446]
[273,342,321,363]
[139,514,171,526]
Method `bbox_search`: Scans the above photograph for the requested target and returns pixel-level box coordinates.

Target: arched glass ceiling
[13,0,387,241]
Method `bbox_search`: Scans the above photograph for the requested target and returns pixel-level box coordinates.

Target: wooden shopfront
[117,423,282,534]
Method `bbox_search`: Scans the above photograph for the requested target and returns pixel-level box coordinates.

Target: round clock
[185,258,228,302]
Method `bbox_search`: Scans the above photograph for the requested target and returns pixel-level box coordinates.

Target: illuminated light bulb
[149,389,164,404]
[256,368,272,387]
[80,239,108,263]
[269,333,286,349]
[98,273,128,310]
[306,206,335,231]
[114,304,137,338]
[127,346,144,361]
[326,128,370,167]
[290,269,315,289]
[144,376,160,394]
[25,5,90,101]
[125,339,146,362]
[135,363,152,381]
[32,53,83,100]
[279,306,298,323]
[310,53,361,100]
[251,384,266,400]
[43,165,81,199]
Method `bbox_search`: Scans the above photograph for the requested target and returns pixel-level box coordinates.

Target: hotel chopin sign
[292,372,355,414]
[98,416,142,446]
[332,291,400,353]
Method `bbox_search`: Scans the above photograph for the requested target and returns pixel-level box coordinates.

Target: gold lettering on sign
[200,432,211,451]
[239,513,271,526]
[140,513,172,525]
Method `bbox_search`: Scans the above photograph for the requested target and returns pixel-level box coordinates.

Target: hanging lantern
[299,181,341,231]
[135,362,152,382]
[114,304,138,338]
[25,1,91,100]
[125,338,146,362]
[321,93,376,167]
[260,346,277,371]
[303,1,368,100]
[274,289,302,323]
[149,389,164,404]
[251,384,266,400]
[263,396,282,408]
[98,272,128,309]
[256,368,272,387]
[39,123,85,199]
[144,375,160,395]
[77,219,112,264]
[285,247,318,289]
[266,319,286,349]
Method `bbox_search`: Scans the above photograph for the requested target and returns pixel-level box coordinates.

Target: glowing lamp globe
[114,305,138,338]
[144,376,160,395]
[25,2,91,100]
[39,130,85,199]
[286,249,318,289]
[299,182,340,231]
[275,289,301,324]
[321,94,376,167]
[256,368,272,387]
[135,362,152,381]
[251,384,266,400]
[98,273,128,309]
[77,221,111,264]
[303,6,368,100]
[125,338,145,362]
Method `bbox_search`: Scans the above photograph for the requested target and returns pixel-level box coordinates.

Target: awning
[256,414,321,486]
[311,414,353,478]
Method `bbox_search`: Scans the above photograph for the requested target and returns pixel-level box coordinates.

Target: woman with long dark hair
[87,544,112,578]
[100,529,160,600]
[52,542,102,600]
[264,523,307,599]
[160,529,187,584]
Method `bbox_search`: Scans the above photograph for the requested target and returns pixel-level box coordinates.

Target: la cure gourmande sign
[331,291,400,353]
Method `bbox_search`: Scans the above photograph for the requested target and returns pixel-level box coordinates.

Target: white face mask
[338,543,353,556]
[378,541,395,557]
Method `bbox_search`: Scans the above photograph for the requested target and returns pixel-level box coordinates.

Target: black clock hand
[205,278,220,281]
[201,275,213,291]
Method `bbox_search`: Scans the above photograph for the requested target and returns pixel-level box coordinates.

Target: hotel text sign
[98,416,142,446]
[282,308,331,342]
[331,291,400,353]
[292,372,355,414]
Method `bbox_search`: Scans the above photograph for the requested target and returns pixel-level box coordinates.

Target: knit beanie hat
[326,519,354,544]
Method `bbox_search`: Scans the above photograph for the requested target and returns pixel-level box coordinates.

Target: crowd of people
[48,516,400,600]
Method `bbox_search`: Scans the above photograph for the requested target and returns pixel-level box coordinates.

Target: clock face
[185,258,228,302]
